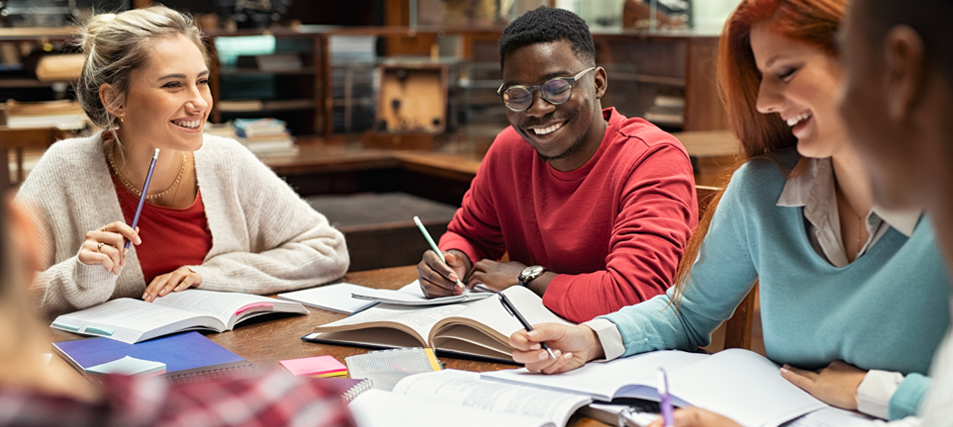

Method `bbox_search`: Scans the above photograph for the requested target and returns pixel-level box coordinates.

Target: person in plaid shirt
[0,150,356,427]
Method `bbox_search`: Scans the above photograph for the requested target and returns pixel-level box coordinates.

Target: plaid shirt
[0,370,356,427]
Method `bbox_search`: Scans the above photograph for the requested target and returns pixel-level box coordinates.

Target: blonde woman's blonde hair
[76,5,206,130]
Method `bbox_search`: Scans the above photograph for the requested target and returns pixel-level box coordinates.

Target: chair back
[0,126,64,186]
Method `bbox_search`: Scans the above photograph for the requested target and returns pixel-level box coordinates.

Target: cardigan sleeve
[542,144,697,322]
[600,161,759,353]
[16,141,129,314]
[188,142,349,294]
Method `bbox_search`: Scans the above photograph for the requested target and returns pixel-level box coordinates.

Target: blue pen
[413,215,464,289]
[125,148,159,252]
[658,367,675,427]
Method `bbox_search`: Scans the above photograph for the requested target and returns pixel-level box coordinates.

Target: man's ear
[98,83,123,119]
[883,25,927,121]
[593,66,608,99]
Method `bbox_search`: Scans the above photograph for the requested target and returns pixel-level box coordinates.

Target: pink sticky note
[279,355,347,376]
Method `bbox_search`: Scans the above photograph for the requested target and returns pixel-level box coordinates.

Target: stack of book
[4,99,88,130]
[233,118,297,157]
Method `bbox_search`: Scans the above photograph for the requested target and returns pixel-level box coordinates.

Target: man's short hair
[862,0,953,80]
[498,6,596,70]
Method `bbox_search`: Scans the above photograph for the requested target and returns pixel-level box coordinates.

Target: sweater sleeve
[15,141,128,314]
[600,161,760,353]
[438,145,506,265]
[188,142,349,294]
[889,374,930,420]
[542,144,697,322]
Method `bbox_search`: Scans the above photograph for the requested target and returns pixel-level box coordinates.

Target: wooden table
[48,265,610,427]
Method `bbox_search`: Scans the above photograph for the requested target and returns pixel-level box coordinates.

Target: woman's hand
[645,408,741,427]
[77,221,140,275]
[780,360,867,410]
[143,266,202,302]
[509,323,605,374]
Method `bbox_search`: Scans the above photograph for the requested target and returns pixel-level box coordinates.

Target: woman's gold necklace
[108,151,187,200]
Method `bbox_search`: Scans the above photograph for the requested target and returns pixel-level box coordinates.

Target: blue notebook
[53,331,256,384]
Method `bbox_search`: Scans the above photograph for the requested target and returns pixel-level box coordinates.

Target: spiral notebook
[316,377,374,403]
[53,331,256,384]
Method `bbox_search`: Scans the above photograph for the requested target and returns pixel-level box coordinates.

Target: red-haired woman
[508,0,951,423]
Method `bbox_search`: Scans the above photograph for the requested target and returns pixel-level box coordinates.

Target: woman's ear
[98,83,123,119]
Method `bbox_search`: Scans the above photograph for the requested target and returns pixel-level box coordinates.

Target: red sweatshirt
[439,108,697,322]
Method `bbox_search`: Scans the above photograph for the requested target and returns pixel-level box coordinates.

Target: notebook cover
[53,331,255,383]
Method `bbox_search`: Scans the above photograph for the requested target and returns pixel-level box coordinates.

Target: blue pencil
[125,148,159,252]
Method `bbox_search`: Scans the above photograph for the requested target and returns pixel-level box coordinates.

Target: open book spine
[165,360,258,385]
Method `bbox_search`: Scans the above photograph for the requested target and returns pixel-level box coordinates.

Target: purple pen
[124,148,159,251]
[658,367,675,427]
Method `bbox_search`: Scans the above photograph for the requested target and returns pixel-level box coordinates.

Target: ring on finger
[96,242,104,253]
[101,225,108,232]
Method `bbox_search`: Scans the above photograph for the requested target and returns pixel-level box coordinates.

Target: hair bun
[80,13,118,53]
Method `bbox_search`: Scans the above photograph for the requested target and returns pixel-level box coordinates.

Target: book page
[662,349,826,427]
[313,300,474,345]
[784,407,875,427]
[349,389,554,427]
[277,283,378,314]
[51,298,216,344]
[482,350,707,401]
[350,281,494,306]
[427,286,575,357]
[393,370,590,427]
[153,289,293,328]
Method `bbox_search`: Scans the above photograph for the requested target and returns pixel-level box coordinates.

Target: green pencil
[413,216,464,289]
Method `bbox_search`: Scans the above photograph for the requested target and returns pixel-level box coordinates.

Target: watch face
[521,265,544,278]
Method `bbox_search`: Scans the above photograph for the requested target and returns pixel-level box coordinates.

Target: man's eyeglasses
[497,66,596,112]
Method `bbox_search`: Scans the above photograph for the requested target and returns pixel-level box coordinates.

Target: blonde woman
[16,6,348,315]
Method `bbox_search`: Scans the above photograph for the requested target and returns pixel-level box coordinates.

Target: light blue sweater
[601,150,951,420]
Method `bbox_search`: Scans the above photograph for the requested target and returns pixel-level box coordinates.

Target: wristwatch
[518,265,546,287]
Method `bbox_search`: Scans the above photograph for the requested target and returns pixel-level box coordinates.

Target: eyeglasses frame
[496,66,597,112]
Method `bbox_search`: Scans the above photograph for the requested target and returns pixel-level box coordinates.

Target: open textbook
[483,349,829,427]
[348,369,591,427]
[303,285,573,363]
[51,290,308,344]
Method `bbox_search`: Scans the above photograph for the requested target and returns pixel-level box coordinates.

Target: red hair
[672,0,846,306]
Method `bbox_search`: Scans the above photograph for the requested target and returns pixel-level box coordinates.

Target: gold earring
[119,113,124,124]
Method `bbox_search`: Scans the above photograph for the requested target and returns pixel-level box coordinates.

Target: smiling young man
[416,7,697,323]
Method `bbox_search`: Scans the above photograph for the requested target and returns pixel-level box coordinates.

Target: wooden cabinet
[205,29,328,137]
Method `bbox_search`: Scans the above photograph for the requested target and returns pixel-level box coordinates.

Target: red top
[112,176,212,284]
[439,108,698,322]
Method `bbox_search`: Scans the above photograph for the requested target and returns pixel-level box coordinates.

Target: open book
[483,349,829,427]
[303,285,573,363]
[51,290,308,344]
[348,369,591,427]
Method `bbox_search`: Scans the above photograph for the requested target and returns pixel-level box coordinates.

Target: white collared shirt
[776,157,920,267]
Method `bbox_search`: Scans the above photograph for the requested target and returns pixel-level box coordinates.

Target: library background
[0,0,742,272]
